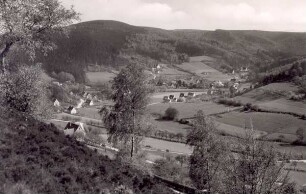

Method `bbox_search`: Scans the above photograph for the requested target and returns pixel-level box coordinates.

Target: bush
[179,119,189,124]
[163,107,179,120]
[218,98,242,107]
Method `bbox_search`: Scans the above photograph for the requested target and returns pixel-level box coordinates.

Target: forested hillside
[38,20,306,82]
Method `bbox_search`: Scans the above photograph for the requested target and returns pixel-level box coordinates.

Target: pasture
[215,111,306,135]
[148,101,232,119]
[176,56,231,81]
[234,82,300,104]
[86,71,117,84]
[258,98,306,116]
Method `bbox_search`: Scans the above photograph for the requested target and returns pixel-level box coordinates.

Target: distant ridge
[37,20,306,82]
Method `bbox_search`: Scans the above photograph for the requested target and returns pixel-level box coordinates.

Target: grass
[215,111,306,135]
[176,56,231,81]
[148,101,231,119]
[86,71,117,84]
[150,119,191,135]
[258,98,306,116]
[234,82,300,104]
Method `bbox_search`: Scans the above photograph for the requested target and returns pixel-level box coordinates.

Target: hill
[0,110,171,193]
[38,20,306,82]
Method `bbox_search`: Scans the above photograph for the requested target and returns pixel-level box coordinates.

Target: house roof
[64,122,79,131]
[67,106,75,111]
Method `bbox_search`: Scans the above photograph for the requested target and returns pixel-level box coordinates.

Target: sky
[61,0,306,32]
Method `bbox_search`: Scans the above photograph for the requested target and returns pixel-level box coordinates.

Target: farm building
[53,99,60,107]
[67,106,77,114]
[64,122,86,137]
[85,99,94,106]
[171,98,178,102]
[76,99,85,108]
[188,92,195,97]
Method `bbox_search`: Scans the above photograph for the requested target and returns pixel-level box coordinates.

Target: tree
[164,107,179,120]
[223,130,296,194]
[0,0,79,71]
[187,110,229,193]
[57,71,75,82]
[296,128,305,142]
[100,63,151,158]
[0,65,52,119]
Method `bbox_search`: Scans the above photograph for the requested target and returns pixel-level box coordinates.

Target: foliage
[100,63,151,157]
[0,0,79,70]
[0,65,52,120]
[0,112,171,194]
[223,131,297,194]
[187,110,229,193]
[218,98,242,107]
[163,107,179,120]
[56,71,76,82]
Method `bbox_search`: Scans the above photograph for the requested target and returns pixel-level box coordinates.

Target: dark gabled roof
[85,99,92,103]
[64,122,79,131]
[67,106,74,111]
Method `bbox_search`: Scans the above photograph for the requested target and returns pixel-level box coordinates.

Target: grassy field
[86,71,117,84]
[148,101,232,119]
[150,91,207,104]
[258,98,306,115]
[176,56,231,81]
[215,112,306,135]
[150,119,192,135]
[234,82,300,104]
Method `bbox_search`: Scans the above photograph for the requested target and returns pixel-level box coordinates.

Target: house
[179,93,185,97]
[169,95,174,99]
[76,99,85,108]
[64,122,86,137]
[240,67,249,72]
[188,92,195,97]
[214,80,224,87]
[171,98,177,102]
[53,99,60,107]
[67,106,77,114]
[85,99,94,106]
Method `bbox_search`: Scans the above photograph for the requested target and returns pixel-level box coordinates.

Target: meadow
[86,71,117,84]
[258,98,306,116]
[176,56,231,81]
[215,111,306,135]
[148,101,232,119]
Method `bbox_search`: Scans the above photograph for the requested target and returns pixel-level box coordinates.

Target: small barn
[67,106,77,114]
[64,122,86,136]
[53,99,60,107]
[85,99,94,106]
[188,92,195,97]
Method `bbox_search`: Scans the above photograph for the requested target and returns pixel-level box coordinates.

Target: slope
[37,20,306,82]
[0,111,171,194]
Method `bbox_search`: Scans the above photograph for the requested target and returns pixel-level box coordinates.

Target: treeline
[258,61,306,86]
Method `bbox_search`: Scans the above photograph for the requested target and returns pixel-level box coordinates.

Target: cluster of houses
[163,92,196,103]
[53,91,98,115]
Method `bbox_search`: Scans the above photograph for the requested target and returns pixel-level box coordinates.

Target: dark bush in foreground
[163,107,179,120]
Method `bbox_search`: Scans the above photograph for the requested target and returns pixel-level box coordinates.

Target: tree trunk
[0,42,13,72]
[130,110,135,158]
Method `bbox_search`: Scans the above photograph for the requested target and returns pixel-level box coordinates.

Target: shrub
[163,107,179,120]
[179,119,189,124]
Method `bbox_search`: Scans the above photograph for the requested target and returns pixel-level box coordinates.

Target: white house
[67,106,77,114]
[64,122,86,137]
[53,99,60,107]
[76,99,85,108]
